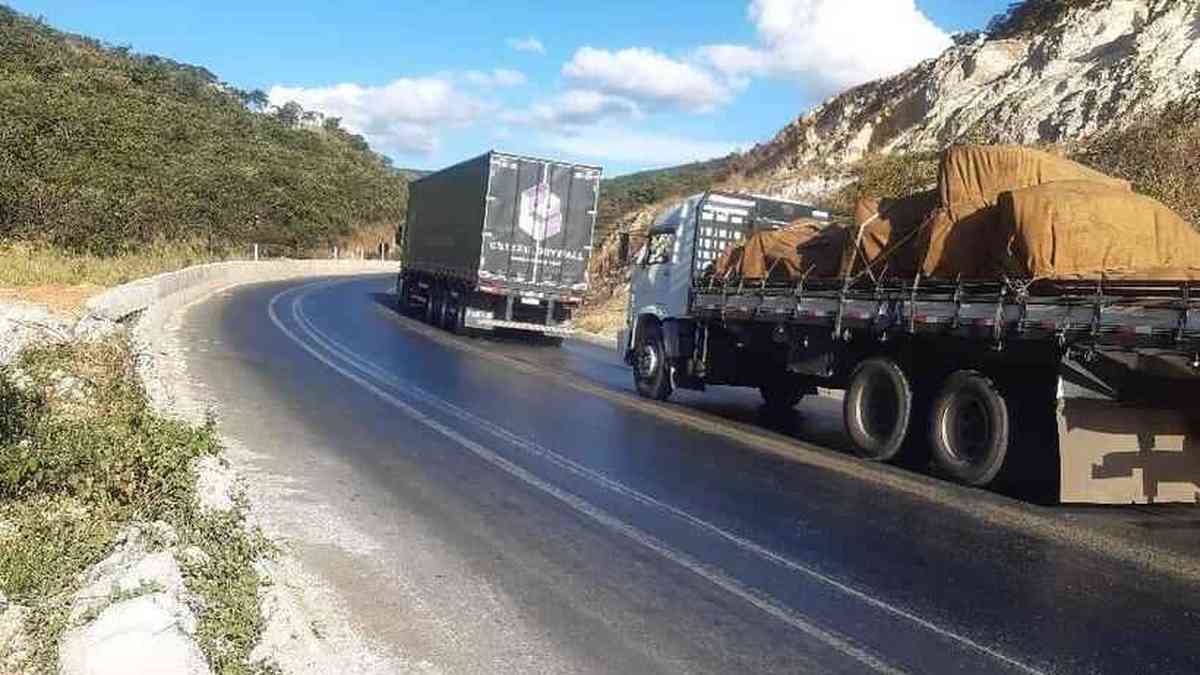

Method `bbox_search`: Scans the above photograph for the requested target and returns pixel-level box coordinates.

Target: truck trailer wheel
[426,288,445,327]
[929,371,1009,487]
[444,297,466,333]
[633,322,673,401]
[844,357,913,462]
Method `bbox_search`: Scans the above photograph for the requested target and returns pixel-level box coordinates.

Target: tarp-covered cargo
[939,145,1130,211]
[710,144,1200,284]
[849,191,938,278]
[711,217,843,281]
[1003,181,1200,280]
[925,145,1135,279]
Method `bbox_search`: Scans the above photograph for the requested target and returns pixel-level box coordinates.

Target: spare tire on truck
[843,357,913,462]
[928,370,1010,486]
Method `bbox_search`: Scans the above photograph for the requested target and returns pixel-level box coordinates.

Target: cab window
[645,231,676,266]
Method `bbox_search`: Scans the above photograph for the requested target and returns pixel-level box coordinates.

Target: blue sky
[12,1,1012,175]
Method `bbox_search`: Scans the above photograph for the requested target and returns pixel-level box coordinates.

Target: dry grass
[0,241,221,314]
[0,241,219,289]
[575,287,629,337]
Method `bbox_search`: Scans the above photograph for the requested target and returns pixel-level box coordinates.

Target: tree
[273,101,304,127]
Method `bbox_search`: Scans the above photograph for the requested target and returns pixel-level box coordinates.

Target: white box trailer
[620,191,1200,504]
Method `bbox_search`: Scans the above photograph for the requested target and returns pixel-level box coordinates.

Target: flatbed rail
[692,277,1200,357]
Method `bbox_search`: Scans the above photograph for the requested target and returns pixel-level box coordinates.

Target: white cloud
[540,125,746,168]
[702,0,951,95]
[507,89,641,128]
[694,44,771,85]
[507,36,546,54]
[464,68,527,88]
[268,78,486,155]
[563,46,733,112]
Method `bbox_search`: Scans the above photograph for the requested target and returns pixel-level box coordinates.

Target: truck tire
[759,377,808,411]
[844,357,913,462]
[425,288,442,325]
[438,292,455,330]
[633,321,673,401]
[445,296,466,333]
[929,371,1009,487]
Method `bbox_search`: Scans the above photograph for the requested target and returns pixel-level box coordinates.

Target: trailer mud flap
[1058,397,1200,504]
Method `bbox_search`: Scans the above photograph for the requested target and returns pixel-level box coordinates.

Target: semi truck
[619,191,1200,504]
[397,151,602,338]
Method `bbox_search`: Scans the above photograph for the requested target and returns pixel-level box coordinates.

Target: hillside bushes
[0,5,406,256]
[1073,100,1200,227]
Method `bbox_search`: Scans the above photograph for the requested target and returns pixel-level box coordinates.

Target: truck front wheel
[633,322,673,401]
[929,371,1009,487]
[844,357,913,462]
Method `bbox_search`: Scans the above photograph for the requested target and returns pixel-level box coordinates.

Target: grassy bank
[0,337,273,674]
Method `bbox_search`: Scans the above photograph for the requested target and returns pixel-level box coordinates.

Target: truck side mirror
[618,232,630,265]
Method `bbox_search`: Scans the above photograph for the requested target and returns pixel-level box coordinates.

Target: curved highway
[180,274,1200,674]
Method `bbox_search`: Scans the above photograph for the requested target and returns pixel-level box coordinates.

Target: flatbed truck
[620,191,1200,504]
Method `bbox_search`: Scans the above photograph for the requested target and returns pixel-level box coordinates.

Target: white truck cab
[619,192,832,401]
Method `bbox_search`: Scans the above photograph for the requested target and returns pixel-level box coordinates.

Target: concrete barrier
[85,260,396,323]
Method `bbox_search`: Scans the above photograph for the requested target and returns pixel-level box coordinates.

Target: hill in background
[0,5,407,257]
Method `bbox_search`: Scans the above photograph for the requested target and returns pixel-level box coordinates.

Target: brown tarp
[712,217,844,281]
[939,145,1130,212]
[847,191,938,278]
[1002,180,1200,280]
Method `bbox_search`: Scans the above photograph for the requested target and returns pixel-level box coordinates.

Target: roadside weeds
[0,337,277,674]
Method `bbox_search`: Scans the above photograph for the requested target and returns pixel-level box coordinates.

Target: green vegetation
[0,4,406,257]
[0,338,273,673]
[595,158,733,240]
[987,0,1105,38]
[821,152,940,214]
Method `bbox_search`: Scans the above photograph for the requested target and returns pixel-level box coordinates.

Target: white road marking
[269,279,1045,675]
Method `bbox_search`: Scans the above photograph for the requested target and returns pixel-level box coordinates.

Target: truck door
[481,155,598,292]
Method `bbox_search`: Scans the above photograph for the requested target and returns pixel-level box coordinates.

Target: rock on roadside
[0,302,76,366]
[60,522,211,675]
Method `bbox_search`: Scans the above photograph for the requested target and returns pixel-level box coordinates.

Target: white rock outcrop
[746,0,1200,191]
[60,523,212,675]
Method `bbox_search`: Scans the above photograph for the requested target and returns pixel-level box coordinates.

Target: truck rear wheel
[633,322,673,401]
[424,289,441,325]
[844,357,913,462]
[929,371,1009,487]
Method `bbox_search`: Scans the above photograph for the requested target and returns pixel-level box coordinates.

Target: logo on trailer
[517,183,563,243]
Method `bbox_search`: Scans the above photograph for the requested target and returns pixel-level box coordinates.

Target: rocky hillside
[740,0,1200,198]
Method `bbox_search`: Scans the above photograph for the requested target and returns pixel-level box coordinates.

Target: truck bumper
[464,314,576,337]
[1058,396,1200,504]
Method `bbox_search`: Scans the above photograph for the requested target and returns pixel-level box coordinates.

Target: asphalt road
[181,274,1200,674]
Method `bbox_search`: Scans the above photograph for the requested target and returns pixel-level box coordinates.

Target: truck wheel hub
[637,344,659,378]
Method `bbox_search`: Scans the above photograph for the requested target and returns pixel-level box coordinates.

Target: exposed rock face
[744,0,1200,193]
